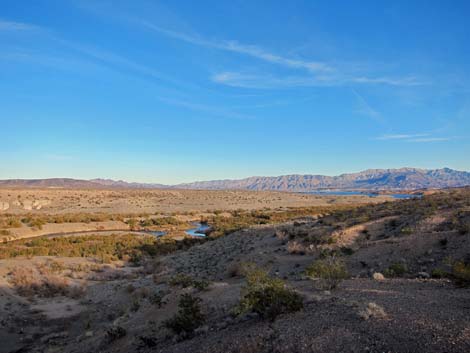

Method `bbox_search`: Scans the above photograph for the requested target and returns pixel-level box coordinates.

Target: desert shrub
[452,211,470,235]
[383,263,408,277]
[139,335,157,347]
[452,261,470,287]
[28,218,46,230]
[169,274,210,291]
[275,230,288,241]
[400,226,413,235]
[37,259,65,275]
[431,268,448,278]
[340,246,355,255]
[36,274,74,297]
[234,267,303,321]
[439,238,448,247]
[15,213,124,226]
[8,267,42,297]
[192,279,210,291]
[142,259,162,274]
[125,284,136,293]
[126,218,138,230]
[163,294,205,336]
[130,298,140,312]
[106,325,126,342]
[287,240,306,255]
[305,257,349,289]
[0,233,201,260]
[8,267,84,298]
[226,262,243,277]
[6,218,22,228]
[128,251,143,266]
[207,205,351,238]
[169,274,195,288]
[140,216,182,227]
[149,291,166,307]
[358,302,387,320]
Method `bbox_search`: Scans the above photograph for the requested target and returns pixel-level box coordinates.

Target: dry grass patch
[8,266,85,298]
[305,257,349,290]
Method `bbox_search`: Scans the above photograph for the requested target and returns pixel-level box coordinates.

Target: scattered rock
[40,331,68,344]
[195,325,209,335]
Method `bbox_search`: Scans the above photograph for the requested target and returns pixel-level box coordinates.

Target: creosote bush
[163,294,205,336]
[305,257,349,289]
[431,268,448,278]
[452,261,470,287]
[169,274,210,291]
[106,325,127,342]
[234,267,303,321]
[383,263,408,277]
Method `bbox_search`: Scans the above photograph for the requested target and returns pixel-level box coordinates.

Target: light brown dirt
[0,188,389,215]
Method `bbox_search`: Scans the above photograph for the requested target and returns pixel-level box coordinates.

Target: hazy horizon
[1,166,469,186]
[2,1,470,183]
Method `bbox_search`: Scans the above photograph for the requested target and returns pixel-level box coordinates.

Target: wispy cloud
[407,137,451,142]
[375,133,453,143]
[350,76,426,86]
[140,22,332,74]
[211,72,330,89]
[58,40,191,88]
[352,89,384,124]
[0,19,38,31]
[376,133,429,140]
[70,4,428,90]
[211,70,423,89]
[0,18,253,121]
[138,22,425,89]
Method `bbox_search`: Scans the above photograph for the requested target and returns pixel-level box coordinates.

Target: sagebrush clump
[383,263,408,277]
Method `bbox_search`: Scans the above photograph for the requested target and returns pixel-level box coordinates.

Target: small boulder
[417,272,430,279]
[372,272,385,281]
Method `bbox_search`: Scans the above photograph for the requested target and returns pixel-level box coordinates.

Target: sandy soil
[2,221,130,242]
[0,188,389,215]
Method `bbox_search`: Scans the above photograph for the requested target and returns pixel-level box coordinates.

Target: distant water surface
[304,190,421,199]
[185,222,211,237]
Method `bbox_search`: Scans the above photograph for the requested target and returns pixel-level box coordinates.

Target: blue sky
[1,0,469,183]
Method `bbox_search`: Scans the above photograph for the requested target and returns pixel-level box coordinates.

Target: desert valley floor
[0,187,469,353]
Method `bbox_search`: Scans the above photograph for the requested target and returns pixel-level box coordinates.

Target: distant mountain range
[89,179,167,189]
[1,168,469,191]
[0,178,100,189]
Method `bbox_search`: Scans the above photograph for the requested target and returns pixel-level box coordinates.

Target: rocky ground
[0,188,469,353]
